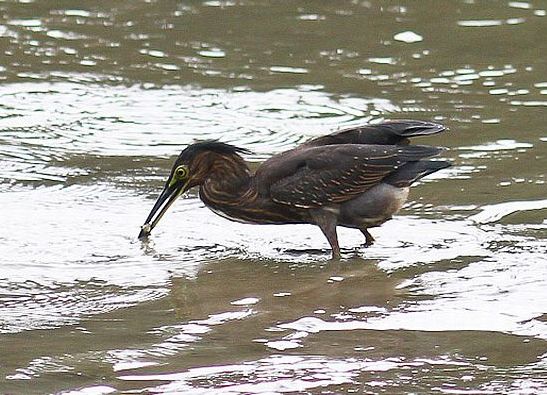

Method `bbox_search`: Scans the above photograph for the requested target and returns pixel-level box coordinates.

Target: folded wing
[267,144,443,208]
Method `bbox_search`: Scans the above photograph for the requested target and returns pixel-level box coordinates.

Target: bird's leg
[360,228,375,247]
[312,211,341,259]
[322,225,341,259]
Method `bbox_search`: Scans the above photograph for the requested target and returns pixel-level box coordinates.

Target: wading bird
[138,120,450,258]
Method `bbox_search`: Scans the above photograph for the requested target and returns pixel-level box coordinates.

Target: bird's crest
[178,140,251,161]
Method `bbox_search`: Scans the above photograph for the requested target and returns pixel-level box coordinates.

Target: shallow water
[1,0,546,394]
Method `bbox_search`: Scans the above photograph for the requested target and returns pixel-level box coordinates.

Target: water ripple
[0,83,386,169]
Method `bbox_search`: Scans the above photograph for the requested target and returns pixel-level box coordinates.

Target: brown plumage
[139,120,451,258]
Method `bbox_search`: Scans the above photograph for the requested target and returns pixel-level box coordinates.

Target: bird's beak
[138,180,189,239]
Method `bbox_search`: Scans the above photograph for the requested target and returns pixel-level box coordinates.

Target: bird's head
[138,141,249,239]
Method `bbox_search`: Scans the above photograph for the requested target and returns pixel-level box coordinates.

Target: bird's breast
[200,178,307,225]
[206,205,260,225]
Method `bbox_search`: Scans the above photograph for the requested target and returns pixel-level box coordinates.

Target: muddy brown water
[1,1,546,394]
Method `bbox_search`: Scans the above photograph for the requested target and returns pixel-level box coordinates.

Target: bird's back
[256,120,449,197]
[300,119,446,148]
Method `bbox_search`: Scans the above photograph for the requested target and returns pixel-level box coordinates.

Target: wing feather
[302,120,446,147]
[268,144,440,208]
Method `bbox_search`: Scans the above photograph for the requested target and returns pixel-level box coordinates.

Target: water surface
[1,1,546,394]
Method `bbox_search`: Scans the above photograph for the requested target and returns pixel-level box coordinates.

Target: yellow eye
[175,165,188,178]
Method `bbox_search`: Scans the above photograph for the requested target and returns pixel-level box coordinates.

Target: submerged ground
[0,1,546,394]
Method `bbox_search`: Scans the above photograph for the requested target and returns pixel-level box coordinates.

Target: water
[1,0,546,394]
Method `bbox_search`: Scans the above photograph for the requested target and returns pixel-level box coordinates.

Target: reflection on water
[1,0,546,393]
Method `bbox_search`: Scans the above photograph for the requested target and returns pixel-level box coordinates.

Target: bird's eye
[175,166,188,178]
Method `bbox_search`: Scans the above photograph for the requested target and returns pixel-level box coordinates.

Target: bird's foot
[360,229,375,248]
[330,251,342,260]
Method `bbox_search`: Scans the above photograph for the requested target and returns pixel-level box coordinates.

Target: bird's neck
[198,153,300,225]
[199,154,256,207]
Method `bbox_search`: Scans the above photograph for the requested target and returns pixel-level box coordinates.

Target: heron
[138,120,450,258]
